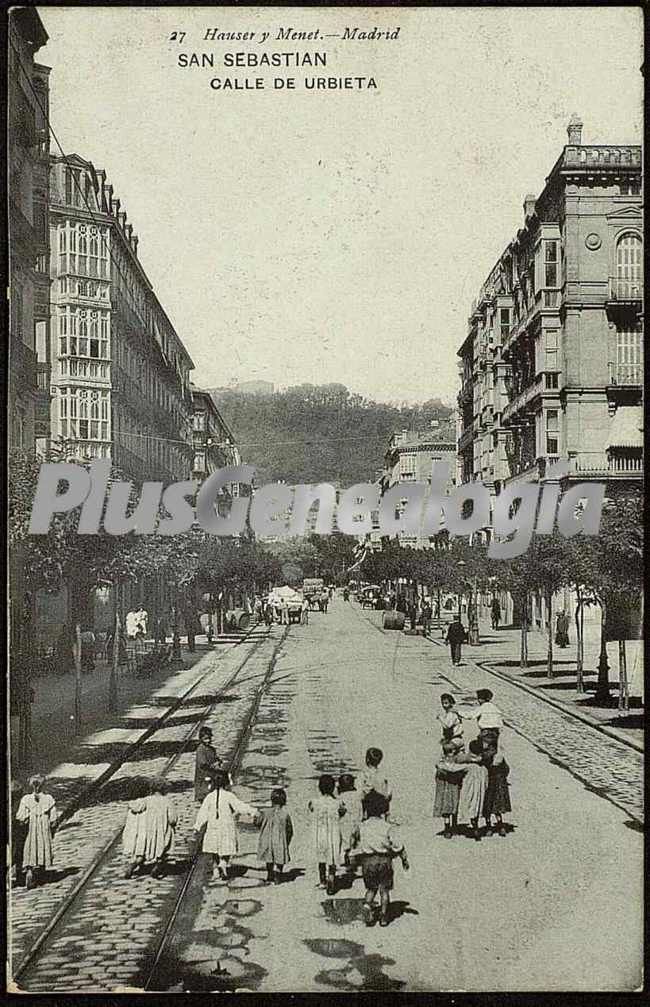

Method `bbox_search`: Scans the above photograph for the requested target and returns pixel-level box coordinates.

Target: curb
[427,634,644,756]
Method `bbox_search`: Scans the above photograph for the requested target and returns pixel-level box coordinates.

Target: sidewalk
[14,633,243,781]
[448,616,644,748]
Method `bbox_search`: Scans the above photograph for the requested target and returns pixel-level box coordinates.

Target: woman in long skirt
[456,740,488,841]
[143,777,177,877]
[15,775,58,889]
[433,740,465,837]
[122,779,150,878]
[482,740,512,836]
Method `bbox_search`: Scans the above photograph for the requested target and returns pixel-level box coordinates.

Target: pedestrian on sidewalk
[338,773,363,873]
[301,597,310,625]
[360,747,392,819]
[433,739,466,837]
[437,694,464,748]
[445,617,467,666]
[308,774,345,895]
[455,738,489,841]
[10,778,28,882]
[481,737,511,837]
[422,599,433,636]
[257,787,293,884]
[15,774,58,889]
[555,610,570,649]
[350,790,409,928]
[407,600,418,632]
[458,689,504,743]
[122,778,149,878]
[193,769,259,883]
[491,597,502,631]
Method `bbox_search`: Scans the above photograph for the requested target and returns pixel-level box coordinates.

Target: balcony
[608,361,643,387]
[562,144,641,170]
[457,378,473,404]
[501,377,542,425]
[568,450,643,480]
[607,277,642,304]
[458,426,475,453]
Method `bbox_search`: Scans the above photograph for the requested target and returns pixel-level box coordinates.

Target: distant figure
[422,600,433,636]
[343,587,350,602]
[194,726,218,803]
[491,597,502,631]
[280,598,290,625]
[445,617,467,666]
[15,774,58,889]
[257,787,293,885]
[555,610,570,649]
[301,597,309,625]
[407,601,417,632]
[395,596,407,614]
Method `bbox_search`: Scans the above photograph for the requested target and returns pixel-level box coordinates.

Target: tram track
[12,624,290,990]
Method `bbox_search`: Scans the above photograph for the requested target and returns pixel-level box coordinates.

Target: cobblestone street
[11,599,640,992]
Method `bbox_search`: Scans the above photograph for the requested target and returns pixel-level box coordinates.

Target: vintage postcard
[6,3,644,995]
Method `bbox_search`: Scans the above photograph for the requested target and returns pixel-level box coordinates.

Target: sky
[36,6,643,405]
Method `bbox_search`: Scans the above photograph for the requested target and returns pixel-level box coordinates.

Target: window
[399,452,416,480]
[616,233,642,298]
[616,325,643,384]
[546,408,559,455]
[193,413,206,432]
[500,308,510,341]
[545,373,559,389]
[193,451,206,472]
[544,241,558,287]
[620,180,641,196]
[65,169,73,205]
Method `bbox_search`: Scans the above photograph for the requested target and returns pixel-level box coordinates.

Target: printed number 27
[169,31,186,42]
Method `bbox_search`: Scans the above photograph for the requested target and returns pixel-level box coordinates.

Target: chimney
[523,193,536,219]
[567,115,583,145]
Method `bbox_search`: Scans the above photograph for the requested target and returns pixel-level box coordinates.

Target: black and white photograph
[5,3,644,994]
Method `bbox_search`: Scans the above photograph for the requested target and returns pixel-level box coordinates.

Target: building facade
[48,155,194,482]
[8,8,51,453]
[457,118,643,495]
[381,429,456,548]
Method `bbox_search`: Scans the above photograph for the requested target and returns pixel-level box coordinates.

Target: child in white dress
[194,769,258,882]
[15,775,58,889]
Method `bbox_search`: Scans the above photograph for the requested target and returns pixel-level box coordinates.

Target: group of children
[433,689,512,841]
[188,747,407,927]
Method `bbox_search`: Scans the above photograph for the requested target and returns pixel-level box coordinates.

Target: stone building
[8,8,51,452]
[191,386,241,480]
[48,154,194,482]
[457,117,643,496]
[381,428,456,548]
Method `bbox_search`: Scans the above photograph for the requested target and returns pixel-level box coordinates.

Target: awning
[606,406,644,449]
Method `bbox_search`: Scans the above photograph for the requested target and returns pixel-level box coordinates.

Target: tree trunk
[618,639,629,711]
[520,593,529,668]
[73,623,82,732]
[109,610,120,713]
[595,599,611,703]
[546,590,554,678]
[575,586,584,694]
